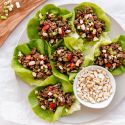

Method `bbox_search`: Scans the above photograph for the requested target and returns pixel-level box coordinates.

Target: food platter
[14,3,125,124]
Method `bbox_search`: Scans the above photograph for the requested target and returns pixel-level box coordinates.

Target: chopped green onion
[4,9,9,13]
[0,15,7,20]
[4,2,8,6]
[3,5,8,10]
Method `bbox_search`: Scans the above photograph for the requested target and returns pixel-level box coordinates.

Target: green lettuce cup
[73,2,110,43]
[27,4,74,47]
[94,35,125,75]
[28,75,80,122]
[49,37,94,81]
[11,39,53,86]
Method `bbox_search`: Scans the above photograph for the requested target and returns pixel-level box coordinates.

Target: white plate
[18,4,125,124]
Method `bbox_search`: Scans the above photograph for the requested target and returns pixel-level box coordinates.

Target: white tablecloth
[1,0,125,125]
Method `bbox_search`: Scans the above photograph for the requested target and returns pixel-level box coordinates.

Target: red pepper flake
[49,102,56,110]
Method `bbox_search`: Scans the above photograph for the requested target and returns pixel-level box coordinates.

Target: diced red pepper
[26,55,31,60]
[70,62,75,69]
[48,86,54,91]
[105,63,112,68]
[42,24,50,31]
[49,102,56,110]
[67,53,72,61]
[47,63,52,70]
[61,28,65,37]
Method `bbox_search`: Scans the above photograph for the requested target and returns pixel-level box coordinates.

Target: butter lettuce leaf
[11,39,52,86]
[111,35,125,75]
[50,37,94,81]
[73,2,110,42]
[28,75,80,122]
[27,4,73,46]
[94,35,125,75]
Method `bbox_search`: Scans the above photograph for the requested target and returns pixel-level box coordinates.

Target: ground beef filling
[38,13,72,45]
[18,48,52,79]
[74,6,105,41]
[36,84,74,112]
[53,47,83,74]
[95,43,125,70]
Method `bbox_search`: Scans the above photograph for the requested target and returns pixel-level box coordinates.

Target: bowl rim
[73,65,116,109]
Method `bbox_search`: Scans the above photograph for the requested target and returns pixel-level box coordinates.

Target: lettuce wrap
[28,75,80,122]
[73,2,110,43]
[49,37,94,81]
[94,35,125,75]
[27,4,73,47]
[11,39,53,86]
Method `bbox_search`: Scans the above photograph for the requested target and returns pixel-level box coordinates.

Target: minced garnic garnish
[38,12,73,45]
[74,6,105,41]
[95,43,125,70]
[77,68,112,103]
[18,48,52,79]
[52,47,84,74]
[35,84,74,112]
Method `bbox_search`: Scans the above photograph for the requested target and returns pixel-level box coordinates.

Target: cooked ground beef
[36,84,74,111]
[53,47,83,74]
[74,6,105,41]
[38,12,73,45]
[18,48,52,79]
[95,43,125,70]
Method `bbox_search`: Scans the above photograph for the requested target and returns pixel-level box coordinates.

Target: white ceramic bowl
[73,65,116,109]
